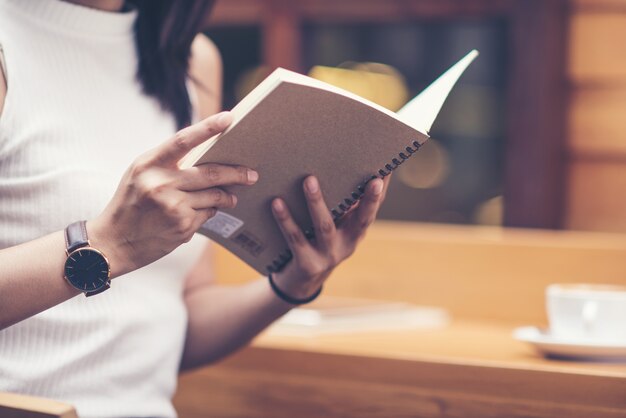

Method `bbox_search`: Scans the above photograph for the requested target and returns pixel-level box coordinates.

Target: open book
[182,51,478,274]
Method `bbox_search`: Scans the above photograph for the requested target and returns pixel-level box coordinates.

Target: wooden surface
[210,0,515,25]
[0,392,77,418]
[566,161,626,231]
[175,222,626,416]
[215,221,626,324]
[569,87,626,159]
[175,321,626,418]
[574,0,626,11]
[566,5,626,232]
[568,12,626,83]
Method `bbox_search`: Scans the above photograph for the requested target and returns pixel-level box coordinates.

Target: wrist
[269,271,323,305]
[86,217,134,278]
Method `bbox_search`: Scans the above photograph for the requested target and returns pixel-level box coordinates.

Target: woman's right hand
[88,111,256,277]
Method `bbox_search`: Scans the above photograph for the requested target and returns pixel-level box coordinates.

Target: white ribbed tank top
[0,1,208,417]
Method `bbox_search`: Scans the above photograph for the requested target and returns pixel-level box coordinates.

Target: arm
[180,35,386,370]
[181,35,294,368]
[182,257,294,369]
[181,182,385,370]
[0,48,85,327]
[0,48,256,330]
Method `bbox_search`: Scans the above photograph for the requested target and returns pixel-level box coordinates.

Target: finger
[335,174,388,222]
[192,207,218,231]
[343,178,384,239]
[151,111,233,166]
[381,173,392,201]
[188,188,237,210]
[178,163,258,191]
[303,176,336,251]
[271,198,314,258]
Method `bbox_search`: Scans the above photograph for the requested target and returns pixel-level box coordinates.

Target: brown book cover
[182,51,478,274]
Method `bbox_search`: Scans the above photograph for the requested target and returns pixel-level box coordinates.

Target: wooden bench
[0,392,77,418]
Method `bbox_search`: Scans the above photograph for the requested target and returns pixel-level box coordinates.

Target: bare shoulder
[189,33,223,119]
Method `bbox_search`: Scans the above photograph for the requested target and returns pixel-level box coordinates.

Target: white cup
[547,284,626,344]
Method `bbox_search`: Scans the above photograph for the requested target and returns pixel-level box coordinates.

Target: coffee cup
[547,284,626,344]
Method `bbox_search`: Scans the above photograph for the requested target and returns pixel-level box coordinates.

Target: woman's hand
[270,175,386,301]
[89,111,258,277]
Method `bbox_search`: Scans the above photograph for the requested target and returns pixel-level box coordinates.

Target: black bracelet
[268,273,323,305]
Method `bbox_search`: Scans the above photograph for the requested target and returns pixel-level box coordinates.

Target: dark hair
[132,0,216,129]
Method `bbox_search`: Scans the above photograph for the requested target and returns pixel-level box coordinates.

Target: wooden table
[174,320,626,418]
[175,222,626,417]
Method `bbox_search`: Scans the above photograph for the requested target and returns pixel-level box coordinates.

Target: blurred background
[174,3,626,415]
[204,0,624,234]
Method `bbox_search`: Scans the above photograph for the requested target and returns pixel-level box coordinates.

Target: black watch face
[64,248,110,292]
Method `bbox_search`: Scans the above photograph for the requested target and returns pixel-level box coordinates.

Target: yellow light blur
[308,63,409,111]
[396,140,450,189]
[473,195,503,225]
[234,66,271,102]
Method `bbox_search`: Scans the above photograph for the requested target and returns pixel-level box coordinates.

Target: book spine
[266,139,423,274]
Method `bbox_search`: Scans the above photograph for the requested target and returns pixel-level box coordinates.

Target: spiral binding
[266,139,423,274]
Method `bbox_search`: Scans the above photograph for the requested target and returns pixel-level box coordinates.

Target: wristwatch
[63,220,111,296]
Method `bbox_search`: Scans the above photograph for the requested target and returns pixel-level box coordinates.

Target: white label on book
[202,211,244,238]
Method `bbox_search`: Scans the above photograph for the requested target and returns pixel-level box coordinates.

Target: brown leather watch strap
[86,283,110,297]
[65,220,89,253]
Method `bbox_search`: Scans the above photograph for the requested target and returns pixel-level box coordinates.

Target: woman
[0,0,386,416]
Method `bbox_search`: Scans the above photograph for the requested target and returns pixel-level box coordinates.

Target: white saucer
[513,326,626,360]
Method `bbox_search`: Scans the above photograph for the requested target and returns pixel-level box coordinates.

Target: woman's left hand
[270,175,386,302]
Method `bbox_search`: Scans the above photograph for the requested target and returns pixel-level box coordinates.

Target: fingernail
[247,169,259,183]
[373,180,383,195]
[217,111,231,125]
[305,176,319,193]
[231,195,238,206]
[272,199,284,213]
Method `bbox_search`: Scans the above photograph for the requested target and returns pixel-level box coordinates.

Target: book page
[397,49,479,134]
